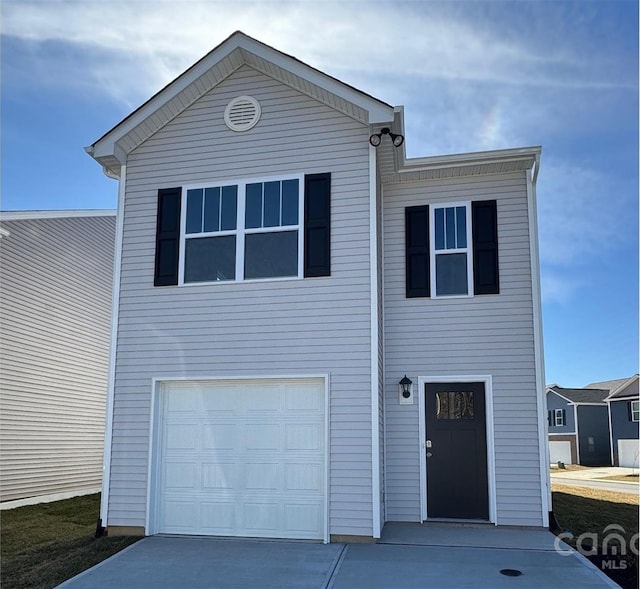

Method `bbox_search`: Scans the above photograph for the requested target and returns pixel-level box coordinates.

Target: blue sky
[2,0,638,387]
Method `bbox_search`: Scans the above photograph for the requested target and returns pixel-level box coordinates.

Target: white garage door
[155,378,326,540]
[618,439,639,468]
[549,441,572,465]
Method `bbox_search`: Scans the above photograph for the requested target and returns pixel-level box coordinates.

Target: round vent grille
[224,96,261,132]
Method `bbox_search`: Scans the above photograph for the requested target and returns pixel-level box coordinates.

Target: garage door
[618,440,639,468]
[549,441,572,465]
[155,378,326,540]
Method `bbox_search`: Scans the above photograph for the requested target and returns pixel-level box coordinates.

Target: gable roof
[585,375,639,401]
[86,31,396,178]
[547,385,609,405]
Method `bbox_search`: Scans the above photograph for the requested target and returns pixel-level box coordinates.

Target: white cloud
[3,0,636,306]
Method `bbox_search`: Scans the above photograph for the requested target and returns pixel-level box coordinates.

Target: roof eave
[87,31,395,169]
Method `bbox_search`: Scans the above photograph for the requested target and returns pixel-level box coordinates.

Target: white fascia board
[604,375,639,401]
[88,32,395,161]
[399,146,542,173]
[0,209,116,220]
[547,389,574,405]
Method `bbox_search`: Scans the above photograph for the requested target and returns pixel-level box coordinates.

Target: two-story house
[546,385,611,466]
[86,32,548,542]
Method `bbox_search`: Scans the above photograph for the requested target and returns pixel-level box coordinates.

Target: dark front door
[425,382,489,520]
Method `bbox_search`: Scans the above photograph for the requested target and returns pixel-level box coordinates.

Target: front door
[425,382,489,520]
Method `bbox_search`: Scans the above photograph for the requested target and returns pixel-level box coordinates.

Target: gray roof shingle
[547,386,609,404]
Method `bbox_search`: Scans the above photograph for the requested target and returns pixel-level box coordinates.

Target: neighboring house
[0,211,116,507]
[546,385,611,466]
[85,32,548,542]
[587,376,639,468]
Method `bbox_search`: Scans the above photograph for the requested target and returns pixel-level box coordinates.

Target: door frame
[418,375,497,524]
[145,374,330,543]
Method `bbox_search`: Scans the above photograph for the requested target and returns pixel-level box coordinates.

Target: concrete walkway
[551,466,639,494]
[57,525,618,589]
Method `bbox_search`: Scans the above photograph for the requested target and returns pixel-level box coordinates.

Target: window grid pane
[456,206,467,248]
[282,180,299,225]
[203,187,220,232]
[263,181,280,227]
[445,207,456,249]
[221,185,237,231]
[435,253,468,296]
[186,189,204,234]
[435,208,445,250]
[245,183,263,229]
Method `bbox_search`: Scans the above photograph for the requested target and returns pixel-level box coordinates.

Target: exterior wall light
[369,127,404,148]
[399,375,413,398]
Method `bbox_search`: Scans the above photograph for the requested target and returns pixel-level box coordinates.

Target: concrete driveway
[57,524,617,589]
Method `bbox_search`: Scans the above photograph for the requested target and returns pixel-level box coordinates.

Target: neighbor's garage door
[618,440,639,468]
[156,379,326,540]
[549,441,572,465]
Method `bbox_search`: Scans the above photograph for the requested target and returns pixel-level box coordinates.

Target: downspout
[96,163,126,537]
[528,152,550,528]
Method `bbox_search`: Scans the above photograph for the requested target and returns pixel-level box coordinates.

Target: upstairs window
[631,400,639,422]
[554,409,565,427]
[406,200,499,298]
[181,178,301,284]
[153,173,331,287]
[431,204,472,297]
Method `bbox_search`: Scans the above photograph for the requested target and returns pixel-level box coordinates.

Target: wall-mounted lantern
[399,375,413,405]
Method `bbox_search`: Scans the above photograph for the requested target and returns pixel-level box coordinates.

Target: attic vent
[224,96,261,132]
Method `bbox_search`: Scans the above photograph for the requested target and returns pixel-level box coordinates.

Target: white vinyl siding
[0,215,115,502]
[110,66,374,536]
[383,173,543,527]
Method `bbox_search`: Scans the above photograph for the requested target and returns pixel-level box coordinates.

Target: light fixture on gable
[369,127,404,148]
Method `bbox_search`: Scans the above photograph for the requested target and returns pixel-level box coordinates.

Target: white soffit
[87,32,394,176]
[381,146,541,183]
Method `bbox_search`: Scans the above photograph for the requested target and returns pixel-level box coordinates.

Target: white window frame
[429,201,473,298]
[178,174,304,285]
[554,408,565,427]
[631,400,639,422]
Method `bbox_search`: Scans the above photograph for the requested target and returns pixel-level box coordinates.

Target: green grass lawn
[552,484,639,589]
[1,494,140,589]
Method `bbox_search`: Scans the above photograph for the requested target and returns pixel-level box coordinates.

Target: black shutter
[405,205,430,298]
[304,173,331,277]
[548,411,552,426]
[154,187,182,286]
[561,409,566,425]
[472,200,499,295]
[628,402,633,421]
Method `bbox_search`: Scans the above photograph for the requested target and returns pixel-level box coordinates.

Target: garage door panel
[202,462,236,489]
[245,462,280,490]
[286,463,322,491]
[156,379,325,540]
[203,424,237,450]
[245,424,281,450]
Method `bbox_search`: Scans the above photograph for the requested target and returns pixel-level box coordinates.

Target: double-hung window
[180,177,302,284]
[430,203,473,297]
[554,409,565,427]
[631,400,639,422]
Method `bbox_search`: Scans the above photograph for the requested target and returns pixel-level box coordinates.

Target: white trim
[89,32,394,160]
[0,487,102,511]
[554,408,566,427]
[418,375,496,525]
[400,146,542,173]
[603,375,639,401]
[527,158,550,527]
[146,374,331,543]
[546,388,576,405]
[99,167,126,525]
[574,404,581,465]
[381,182,388,525]
[369,145,381,538]
[179,174,304,285]
[607,401,615,466]
[631,400,640,422]
[0,209,116,220]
